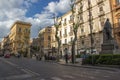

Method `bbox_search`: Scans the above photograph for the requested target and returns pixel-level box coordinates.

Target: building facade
[111,0,120,47]
[9,21,31,57]
[75,0,113,54]
[30,38,40,56]
[38,26,52,56]
[51,11,76,56]
[0,36,10,54]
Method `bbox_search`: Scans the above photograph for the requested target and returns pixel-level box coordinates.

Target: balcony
[114,23,120,33]
[88,16,93,21]
[63,34,67,37]
[97,0,104,5]
[98,11,105,17]
[69,19,73,23]
[81,32,85,36]
[69,32,73,36]
[87,4,92,10]
[60,35,62,38]
[114,4,120,11]
[63,22,67,26]
[78,6,83,14]
[75,0,80,4]
[80,19,84,24]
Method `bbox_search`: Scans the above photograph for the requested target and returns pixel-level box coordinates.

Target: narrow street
[0,57,120,80]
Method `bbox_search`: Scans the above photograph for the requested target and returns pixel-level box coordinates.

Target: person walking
[64,48,68,63]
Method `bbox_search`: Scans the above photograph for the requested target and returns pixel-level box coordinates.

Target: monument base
[100,40,120,54]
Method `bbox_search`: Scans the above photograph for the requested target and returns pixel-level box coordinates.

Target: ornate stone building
[75,0,113,54]
[9,21,31,57]
[111,0,120,47]
[38,26,52,56]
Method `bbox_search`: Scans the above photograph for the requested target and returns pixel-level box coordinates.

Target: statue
[103,18,113,41]
[101,18,120,54]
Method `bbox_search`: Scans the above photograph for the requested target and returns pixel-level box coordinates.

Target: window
[70,15,73,20]
[71,37,73,42]
[60,31,62,37]
[48,36,51,40]
[48,44,50,48]
[118,18,120,26]
[64,18,66,24]
[99,6,103,11]
[65,39,67,44]
[25,28,27,33]
[65,29,67,35]
[70,26,73,32]
[116,0,120,5]
[81,28,84,33]
[18,28,21,32]
[81,40,84,45]
[48,29,51,32]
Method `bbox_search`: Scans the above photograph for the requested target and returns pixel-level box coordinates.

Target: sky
[0,0,71,40]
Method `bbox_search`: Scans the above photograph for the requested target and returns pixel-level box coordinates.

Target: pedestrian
[65,53,68,63]
[64,48,68,63]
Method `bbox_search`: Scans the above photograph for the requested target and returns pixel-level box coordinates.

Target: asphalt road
[0,57,120,80]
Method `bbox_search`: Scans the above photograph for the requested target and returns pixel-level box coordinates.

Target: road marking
[63,75,74,79]
[40,79,46,80]
[21,69,40,76]
[51,77,63,80]
[5,74,31,80]
[89,76,95,79]
[0,58,40,77]
[0,58,18,67]
[103,75,110,78]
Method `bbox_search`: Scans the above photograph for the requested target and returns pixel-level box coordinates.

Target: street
[0,57,120,80]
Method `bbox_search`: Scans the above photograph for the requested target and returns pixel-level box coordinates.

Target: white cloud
[44,0,71,15]
[0,0,70,40]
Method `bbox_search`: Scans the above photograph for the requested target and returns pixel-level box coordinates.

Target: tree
[70,0,80,64]
[54,16,62,61]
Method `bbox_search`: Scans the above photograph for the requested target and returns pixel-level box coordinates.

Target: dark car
[0,53,4,57]
[15,53,21,58]
[4,53,10,58]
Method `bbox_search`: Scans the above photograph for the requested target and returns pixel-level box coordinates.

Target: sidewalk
[58,59,120,71]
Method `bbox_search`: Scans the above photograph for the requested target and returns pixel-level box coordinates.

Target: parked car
[0,53,4,57]
[4,53,10,58]
[15,53,21,58]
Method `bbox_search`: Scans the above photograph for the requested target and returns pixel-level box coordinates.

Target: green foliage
[82,54,120,65]
[76,54,81,58]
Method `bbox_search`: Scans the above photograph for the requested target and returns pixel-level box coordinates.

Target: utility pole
[88,0,94,65]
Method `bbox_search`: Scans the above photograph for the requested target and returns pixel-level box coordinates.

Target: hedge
[82,54,120,65]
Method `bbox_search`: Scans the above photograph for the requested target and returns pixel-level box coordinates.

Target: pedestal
[100,40,120,54]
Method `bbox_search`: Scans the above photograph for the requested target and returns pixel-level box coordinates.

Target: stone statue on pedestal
[101,18,119,54]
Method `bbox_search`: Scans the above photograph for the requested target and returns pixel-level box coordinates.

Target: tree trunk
[71,31,77,64]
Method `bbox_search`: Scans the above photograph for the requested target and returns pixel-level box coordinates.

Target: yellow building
[9,21,31,57]
[38,26,52,56]
[111,0,120,47]
[1,36,10,54]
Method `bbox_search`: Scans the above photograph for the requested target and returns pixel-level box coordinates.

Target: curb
[57,62,120,71]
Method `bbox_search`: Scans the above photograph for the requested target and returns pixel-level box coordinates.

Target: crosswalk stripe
[63,75,74,79]
[40,79,46,80]
[51,77,63,80]
[5,74,31,80]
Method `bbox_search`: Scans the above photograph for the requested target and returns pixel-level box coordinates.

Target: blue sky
[0,0,71,40]
[26,0,59,17]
